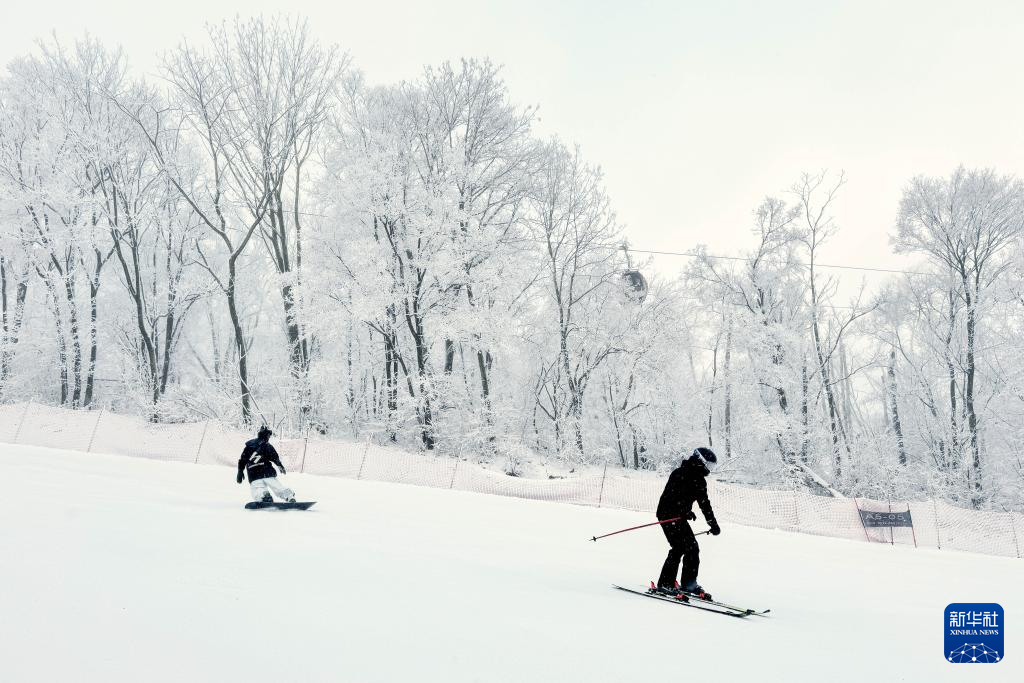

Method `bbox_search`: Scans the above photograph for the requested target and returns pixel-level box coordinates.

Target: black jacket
[237,438,285,482]
[656,460,717,527]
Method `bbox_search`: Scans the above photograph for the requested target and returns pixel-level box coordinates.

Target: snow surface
[1,445,1021,683]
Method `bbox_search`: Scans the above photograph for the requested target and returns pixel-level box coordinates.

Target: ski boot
[261,493,273,503]
[650,582,688,601]
[286,497,296,503]
[680,581,712,601]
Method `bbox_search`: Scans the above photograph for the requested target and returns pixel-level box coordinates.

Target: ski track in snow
[1,445,1021,683]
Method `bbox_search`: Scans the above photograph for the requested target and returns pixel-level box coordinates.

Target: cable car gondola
[620,242,648,303]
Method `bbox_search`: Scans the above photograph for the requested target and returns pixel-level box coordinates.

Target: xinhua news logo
[945,603,1004,663]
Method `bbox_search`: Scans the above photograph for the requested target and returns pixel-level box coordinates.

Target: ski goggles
[692,448,718,473]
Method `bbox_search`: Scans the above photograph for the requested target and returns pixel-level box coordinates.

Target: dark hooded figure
[236,426,296,503]
[655,447,720,598]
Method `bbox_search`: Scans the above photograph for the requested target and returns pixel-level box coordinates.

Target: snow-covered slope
[1,445,1020,682]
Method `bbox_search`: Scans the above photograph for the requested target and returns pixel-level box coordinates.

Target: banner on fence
[859,508,914,528]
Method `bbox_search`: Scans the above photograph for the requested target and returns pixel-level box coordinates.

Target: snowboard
[244,501,316,510]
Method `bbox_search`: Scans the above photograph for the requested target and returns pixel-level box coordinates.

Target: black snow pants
[657,519,700,589]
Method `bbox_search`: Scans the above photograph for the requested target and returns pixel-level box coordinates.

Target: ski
[679,591,771,617]
[612,585,750,618]
[667,581,770,618]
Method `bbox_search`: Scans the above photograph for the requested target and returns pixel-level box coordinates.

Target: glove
[236,471,244,484]
[686,511,697,521]
[709,522,721,536]
[279,467,287,476]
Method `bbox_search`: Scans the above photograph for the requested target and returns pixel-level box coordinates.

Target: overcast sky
[3,0,1023,288]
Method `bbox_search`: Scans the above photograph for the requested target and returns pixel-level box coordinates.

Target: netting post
[597,463,608,507]
[792,490,801,532]
[12,400,32,444]
[448,460,458,489]
[888,500,894,546]
[908,507,918,548]
[86,410,103,453]
[194,421,210,464]
[299,436,309,474]
[1009,512,1021,559]
[933,499,942,550]
[356,438,370,480]
[854,498,870,542]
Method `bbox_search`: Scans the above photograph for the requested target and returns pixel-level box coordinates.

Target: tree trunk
[413,333,434,450]
[706,338,719,447]
[112,229,160,409]
[559,322,584,459]
[383,328,398,442]
[464,286,494,441]
[963,284,982,506]
[0,260,23,394]
[800,359,809,464]
[767,332,798,467]
[607,382,627,468]
[225,260,252,424]
[945,290,959,475]
[85,277,99,408]
[443,339,455,374]
[887,348,907,466]
[63,273,83,408]
[1,258,6,371]
[723,325,732,459]
[281,282,310,419]
[404,298,434,450]
[269,189,313,426]
[810,288,844,479]
[476,348,495,442]
[631,426,645,469]
[45,282,70,406]
[345,315,357,435]
[160,308,175,397]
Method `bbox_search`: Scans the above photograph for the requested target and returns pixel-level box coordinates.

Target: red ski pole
[590,517,681,542]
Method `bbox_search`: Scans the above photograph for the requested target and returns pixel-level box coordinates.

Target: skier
[236,426,296,503]
[655,447,720,599]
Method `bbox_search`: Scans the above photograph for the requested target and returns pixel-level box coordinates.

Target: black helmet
[257,426,273,441]
[685,447,717,474]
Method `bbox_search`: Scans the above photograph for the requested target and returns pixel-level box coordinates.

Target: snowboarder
[236,426,296,503]
[655,447,720,599]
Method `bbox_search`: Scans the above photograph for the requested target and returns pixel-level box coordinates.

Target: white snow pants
[250,477,295,502]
